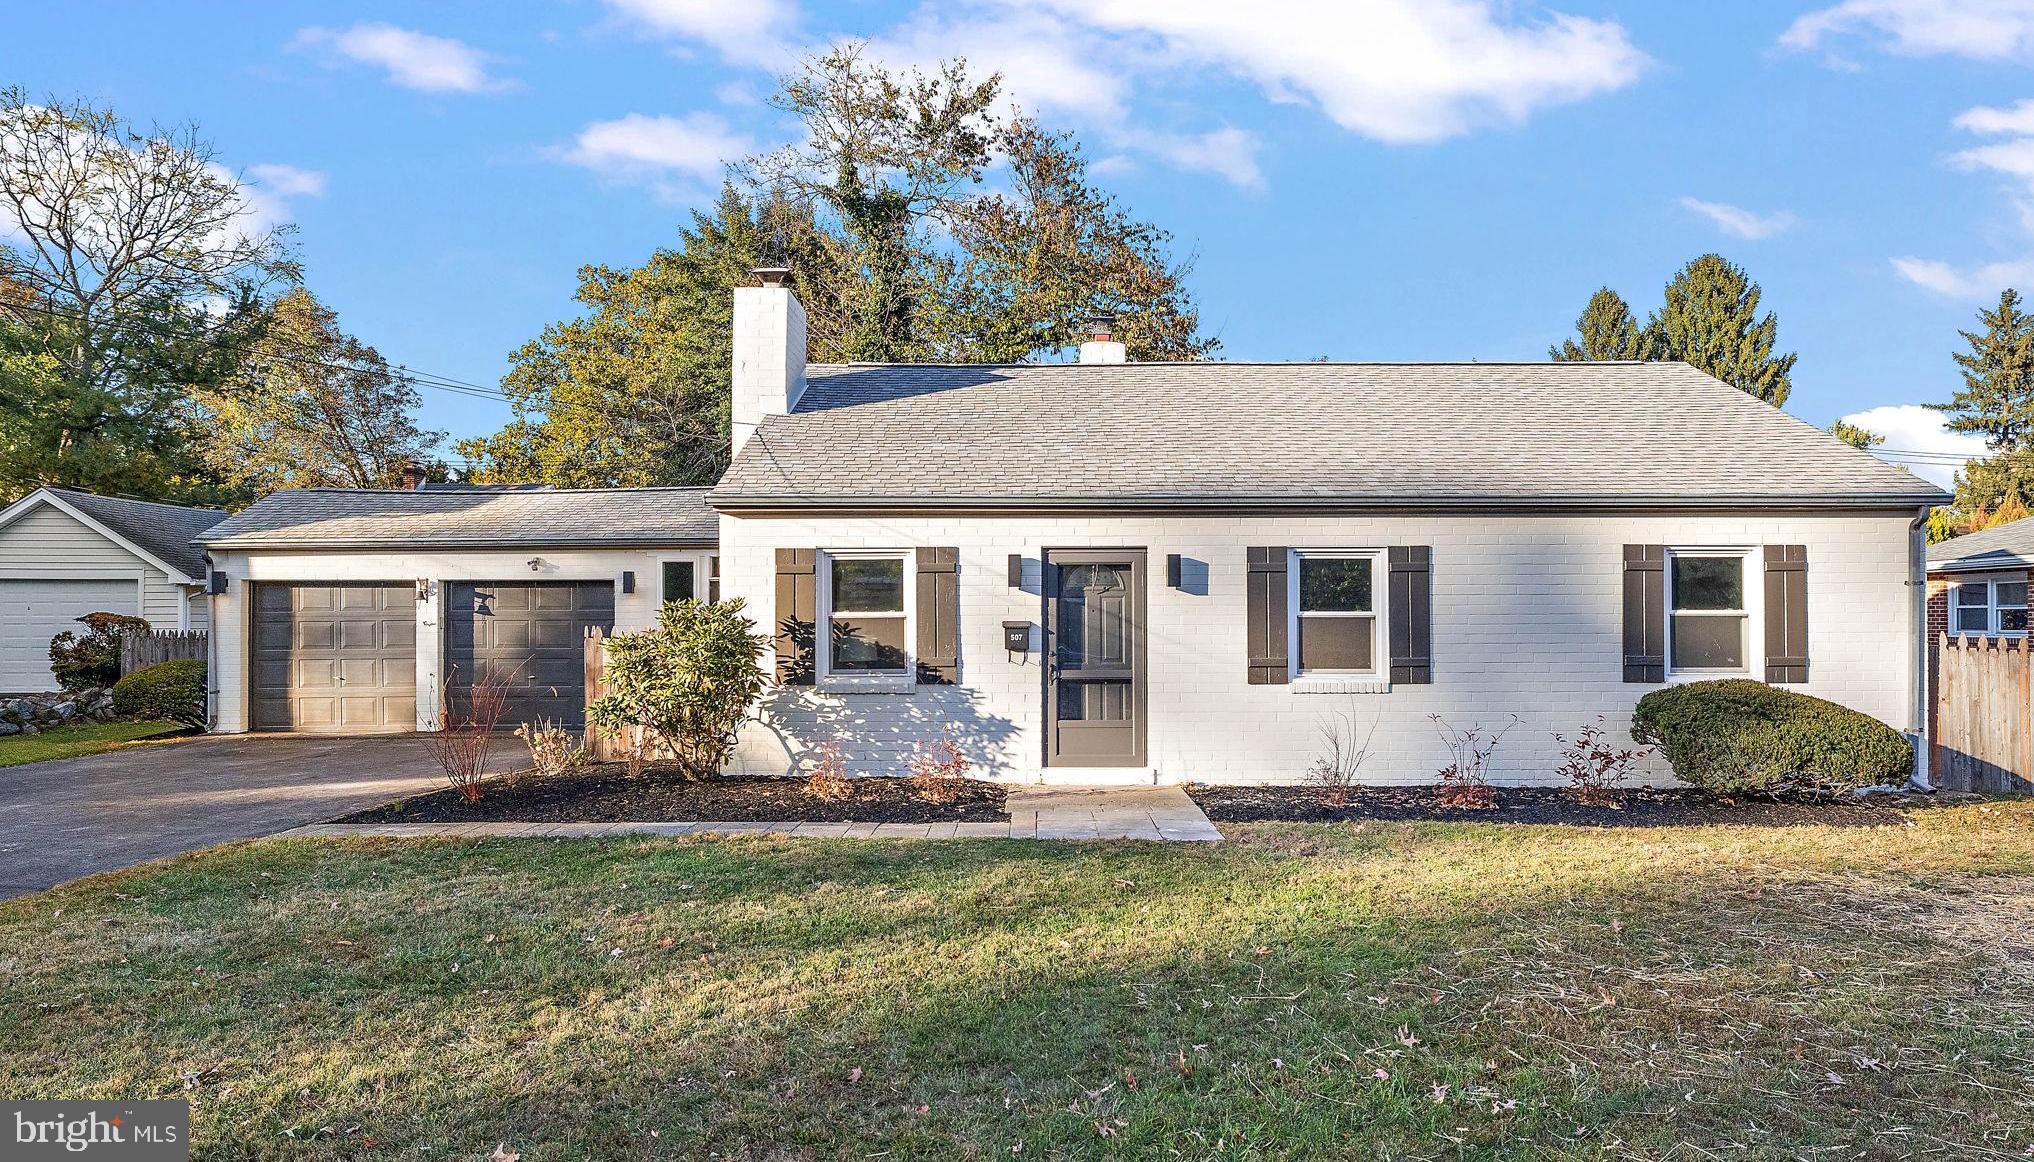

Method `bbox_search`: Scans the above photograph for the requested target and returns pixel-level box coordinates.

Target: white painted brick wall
[722,511,1921,786]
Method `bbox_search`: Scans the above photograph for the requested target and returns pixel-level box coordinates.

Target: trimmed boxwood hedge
[1630,679,1911,796]
[112,659,207,729]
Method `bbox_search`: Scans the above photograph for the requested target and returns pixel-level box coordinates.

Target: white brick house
[709,272,1947,786]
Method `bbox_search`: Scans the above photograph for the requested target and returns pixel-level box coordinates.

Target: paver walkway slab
[277,784,1226,844]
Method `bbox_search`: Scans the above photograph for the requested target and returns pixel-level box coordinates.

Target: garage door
[446,582,614,728]
[251,583,417,733]
[0,578,138,691]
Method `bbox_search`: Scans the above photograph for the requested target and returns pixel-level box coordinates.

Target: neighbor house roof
[198,486,718,549]
[1927,518,2034,574]
[709,361,1949,511]
[3,488,227,580]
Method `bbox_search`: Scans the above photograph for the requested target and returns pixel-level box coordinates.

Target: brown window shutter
[1388,546,1433,684]
[1763,544,1809,683]
[1622,545,1666,683]
[916,546,960,684]
[1247,546,1290,684]
[774,548,816,685]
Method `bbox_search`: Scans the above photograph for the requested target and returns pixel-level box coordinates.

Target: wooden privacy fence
[121,630,207,675]
[580,626,677,763]
[1935,634,2033,792]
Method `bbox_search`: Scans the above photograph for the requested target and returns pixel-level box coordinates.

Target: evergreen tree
[1549,287,1649,361]
[1932,288,2034,451]
[1829,419,1882,449]
[1648,254,1796,406]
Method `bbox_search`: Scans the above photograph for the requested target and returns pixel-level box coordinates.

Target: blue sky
[9,1,2034,485]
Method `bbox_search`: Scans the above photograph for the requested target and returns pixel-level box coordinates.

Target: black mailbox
[1002,621,1032,652]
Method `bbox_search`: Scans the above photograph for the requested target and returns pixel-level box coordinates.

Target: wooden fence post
[120,630,209,676]
[582,627,611,761]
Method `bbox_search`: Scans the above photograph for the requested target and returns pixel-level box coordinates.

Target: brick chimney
[1078,314,1126,364]
[732,266,807,454]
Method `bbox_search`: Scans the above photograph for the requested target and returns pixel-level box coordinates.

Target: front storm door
[1044,549,1147,767]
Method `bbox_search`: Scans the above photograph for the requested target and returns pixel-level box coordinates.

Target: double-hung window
[1668,551,1750,674]
[819,550,912,685]
[1292,551,1382,676]
[1953,578,2029,636]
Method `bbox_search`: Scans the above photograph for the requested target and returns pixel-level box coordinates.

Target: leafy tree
[1648,254,1796,406]
[1829,420,1883,449]
[465,55,1218,485]
[1950,447,2034,517]
[1549,287,1650,361]
[0,90,294,502]
[458,188,852,485]
[196,288,443,491]
[747,44,998,362]
[1932,288,2034,451]
[941,118,1216,362]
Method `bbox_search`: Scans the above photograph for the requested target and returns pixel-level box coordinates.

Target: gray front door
[445,582,615,728]
[1044,549,1147,767]
[251,583,418,733]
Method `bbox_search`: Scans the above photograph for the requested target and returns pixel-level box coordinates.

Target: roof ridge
[48,487,226,514]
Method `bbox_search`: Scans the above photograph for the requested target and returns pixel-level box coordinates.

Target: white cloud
[1955,98,2034,136]
[1126,127,1264,191]
[293,23,512,94]
[1005,0,1649,145]
[1891,255,2034,297]
[1678,197,1795,240]
[235,163,328,236]
[1782,0,2034,63]
[1836,403,1989,489]
[601,0,799,66]
[558,113,751,199]
[246,163,328,199]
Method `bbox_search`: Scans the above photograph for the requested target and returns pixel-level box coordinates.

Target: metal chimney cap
[1087,313,1117,339]
[752,266,793,287]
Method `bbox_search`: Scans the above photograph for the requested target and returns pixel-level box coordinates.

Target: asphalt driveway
[0,734,477,899]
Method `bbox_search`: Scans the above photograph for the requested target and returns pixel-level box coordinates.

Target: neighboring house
[1923,518,2032,743]
[0,488,224,692]
[706,272,1948,785]
[197,486,717,734]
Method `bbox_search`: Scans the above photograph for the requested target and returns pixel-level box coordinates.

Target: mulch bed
[1188,784,1957,828]
[337,765,1009,825]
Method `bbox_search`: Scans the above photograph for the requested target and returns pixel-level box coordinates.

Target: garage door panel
[447,582,613,729]
[251,582,415,733]
[0,579,140,691]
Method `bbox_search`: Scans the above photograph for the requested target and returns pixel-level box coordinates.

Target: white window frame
[1287,548,1388,685]
[656,552,719,606]
[1665,546,1761,679]
[817,549,915,691]
[1951,576,2028,637]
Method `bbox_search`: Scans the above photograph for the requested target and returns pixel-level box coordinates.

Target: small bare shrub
[1552,717,1651,807]
[909,728,973,805]
[428,667,513,803]
[1430,714,1518,810]
[516,719,589,780]
[805,740,854,802]
[1304,701,1379,806]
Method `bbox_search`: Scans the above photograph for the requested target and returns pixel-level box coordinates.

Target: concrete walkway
[278,784,1225,843]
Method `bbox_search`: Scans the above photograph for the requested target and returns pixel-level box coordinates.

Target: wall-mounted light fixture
[1166,554,1182,587]
[208,571,229,595]
[621,570,636,594]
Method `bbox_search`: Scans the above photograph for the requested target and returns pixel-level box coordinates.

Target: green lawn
[4,809,2033,1160]
[0,719,182,768]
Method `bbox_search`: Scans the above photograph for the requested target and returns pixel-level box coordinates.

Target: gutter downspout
[1909,507,1933,791]
[204,551,219,734]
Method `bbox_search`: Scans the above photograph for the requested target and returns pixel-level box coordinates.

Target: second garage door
[251,583,417,732]
[0,578,139,692]
[445,582,614,728]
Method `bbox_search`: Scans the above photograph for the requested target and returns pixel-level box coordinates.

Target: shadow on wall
[737,684,1023,780]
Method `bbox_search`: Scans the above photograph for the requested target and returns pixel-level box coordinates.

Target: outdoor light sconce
[1002,620,1033,653]
[414,578,433,601]
[621,570,636,594]
[208,570,228,595]
[1166,553,1183,587]
[1007,554,1024,587]
[527,557,546,573]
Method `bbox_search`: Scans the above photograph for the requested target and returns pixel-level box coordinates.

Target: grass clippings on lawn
[3,808,2034,1159]
[1190,783,1927,827]
[336,768,1008,824]
[0,719,184,769]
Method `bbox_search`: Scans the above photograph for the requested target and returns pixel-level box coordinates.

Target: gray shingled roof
[1928,518,2034,573]
[46,489,225,579]
[199,487,717,548]
[709,361,1948,510]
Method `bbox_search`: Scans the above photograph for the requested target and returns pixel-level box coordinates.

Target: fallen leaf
[848,1067,863,1084]
[489,1145,519,1162]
